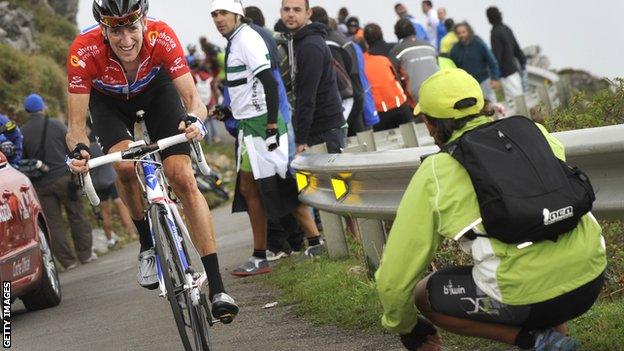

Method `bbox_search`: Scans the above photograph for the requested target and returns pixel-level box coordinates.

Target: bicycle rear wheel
[150,204,211,350]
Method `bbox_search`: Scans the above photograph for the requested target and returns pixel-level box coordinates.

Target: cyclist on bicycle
[375,69,606,350]
[65,0,238,322]
[210,0,324,276]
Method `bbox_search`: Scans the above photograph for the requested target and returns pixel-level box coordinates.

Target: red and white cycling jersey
[67,18,189,99]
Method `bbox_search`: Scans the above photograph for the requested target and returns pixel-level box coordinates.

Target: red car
[0,151,61,310]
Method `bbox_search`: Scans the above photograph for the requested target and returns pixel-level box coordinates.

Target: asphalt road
[11,206,402,351]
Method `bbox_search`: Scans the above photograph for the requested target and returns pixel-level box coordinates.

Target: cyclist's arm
[173,72,208,119]
[66,93,91,152]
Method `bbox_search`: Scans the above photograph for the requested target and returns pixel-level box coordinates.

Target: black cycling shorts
[426,266,604,329]
[95,183,119,201]
[89,69,190,160]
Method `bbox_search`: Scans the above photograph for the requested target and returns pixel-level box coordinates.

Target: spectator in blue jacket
[450,22,500,103]
[394,3,429,43]
[0,114,23,167]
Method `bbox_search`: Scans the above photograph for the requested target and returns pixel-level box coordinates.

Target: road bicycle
[80,111,221,350]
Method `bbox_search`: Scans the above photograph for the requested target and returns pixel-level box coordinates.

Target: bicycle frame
[134,117,204,307]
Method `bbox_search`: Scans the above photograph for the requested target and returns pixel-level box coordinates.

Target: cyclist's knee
[166,166,197,197]
[114,162,136,182]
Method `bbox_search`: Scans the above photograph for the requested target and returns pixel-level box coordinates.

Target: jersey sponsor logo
[105,65,121,73]
[442,281,466,295]
[70,55,86,68]
[69,76,87,90]
[76,44,100,58]
[543,206,573,226]
[156,31,178,52]
[169,57,185,73]
[148,30,159,46]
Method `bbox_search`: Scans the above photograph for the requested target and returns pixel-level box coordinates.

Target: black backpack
[442,116,595,245]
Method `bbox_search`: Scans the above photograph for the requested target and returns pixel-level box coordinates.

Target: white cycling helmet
[210,0,244,17]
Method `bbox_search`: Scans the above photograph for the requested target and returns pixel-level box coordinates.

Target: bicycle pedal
[218,314,234,325]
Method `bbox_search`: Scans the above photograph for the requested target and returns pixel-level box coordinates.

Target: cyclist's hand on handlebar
[179,114,208,141]
[65,143,91,174]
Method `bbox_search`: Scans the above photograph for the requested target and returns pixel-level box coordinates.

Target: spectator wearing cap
[21,93,95,269]
[0,113,23,168]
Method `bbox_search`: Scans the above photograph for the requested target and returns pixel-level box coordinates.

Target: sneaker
[107,238,118,249]
[137,248,159,290]
[81,251,98,264]
[211,292,239,324]
[266,250,289,262]
[231,257,272,277]
[534,329,580,351]
[303,240,326,258]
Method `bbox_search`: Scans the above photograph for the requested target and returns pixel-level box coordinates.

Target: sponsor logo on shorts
[442,280,466,296]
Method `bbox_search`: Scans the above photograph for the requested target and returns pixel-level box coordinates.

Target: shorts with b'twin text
[426,266,604,329]
[88,69,190,160]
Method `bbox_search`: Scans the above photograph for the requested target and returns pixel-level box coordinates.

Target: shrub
[546,78,624,132]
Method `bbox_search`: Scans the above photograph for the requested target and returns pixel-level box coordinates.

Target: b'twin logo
[543,206,573,225]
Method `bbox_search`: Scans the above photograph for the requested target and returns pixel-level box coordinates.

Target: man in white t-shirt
[210,0,323,277]
[421,0,439,48]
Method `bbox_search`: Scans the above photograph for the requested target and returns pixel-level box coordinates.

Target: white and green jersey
[375,116,607,334]
[226,24,271,120]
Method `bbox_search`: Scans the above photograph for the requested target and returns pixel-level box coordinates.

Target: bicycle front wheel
[150,204,211,350]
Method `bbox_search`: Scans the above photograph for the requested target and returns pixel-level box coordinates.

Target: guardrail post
[307,142,349,258]
[513,94,530,118]
[536,84,553,116]
[399,122,419,147]
[320,211,349,258]
[356,218,386,271]
[356,130,377,151]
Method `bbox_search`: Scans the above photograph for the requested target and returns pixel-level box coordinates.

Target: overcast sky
[78,0,624,79]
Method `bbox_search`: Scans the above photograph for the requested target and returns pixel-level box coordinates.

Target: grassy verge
[262,221,624,351]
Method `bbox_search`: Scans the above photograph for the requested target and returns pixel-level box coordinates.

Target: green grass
[0,1,74,120]
[261,220,624,351]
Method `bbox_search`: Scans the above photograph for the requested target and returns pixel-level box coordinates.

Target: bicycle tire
[170,209,212,350]
[152,204,212,350]
[149,205,194,351]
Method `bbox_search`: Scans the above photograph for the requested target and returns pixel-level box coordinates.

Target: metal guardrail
[342,66,565,153]
[293,124,624,263]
